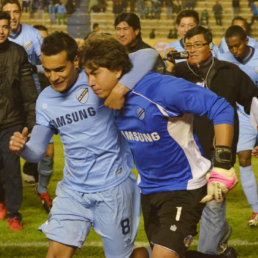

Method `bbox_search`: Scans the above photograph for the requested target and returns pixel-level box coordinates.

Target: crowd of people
[0,0,257,257]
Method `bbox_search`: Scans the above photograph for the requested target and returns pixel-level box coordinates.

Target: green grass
[1,135,258,257]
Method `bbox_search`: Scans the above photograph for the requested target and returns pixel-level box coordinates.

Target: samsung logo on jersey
[51,108,96,128]
[121,130,160,142]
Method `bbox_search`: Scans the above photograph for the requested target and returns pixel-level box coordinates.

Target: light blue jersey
[219,36,258,54]
[115,72,234,195]
[36,71,134,193]
[9,24,42,65]
[164,39,220,62]
[219,47,258,87]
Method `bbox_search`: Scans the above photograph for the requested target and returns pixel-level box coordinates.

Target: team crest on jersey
[24,41,33,50]
[76,88,89,104]
[184,235,193,248]
[136,107,145,120]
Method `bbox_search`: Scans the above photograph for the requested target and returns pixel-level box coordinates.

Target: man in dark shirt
[114,12,165,74]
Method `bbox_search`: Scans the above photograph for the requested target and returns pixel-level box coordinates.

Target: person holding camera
[165,26,258,257]
[163,9,220,63]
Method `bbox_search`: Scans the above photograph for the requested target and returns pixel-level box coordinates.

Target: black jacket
[128,37,166,74]
[172,57,258,163]
[0,40,37,131]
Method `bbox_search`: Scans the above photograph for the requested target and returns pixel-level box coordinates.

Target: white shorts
[39,173,141,258]
[237,110,258,152]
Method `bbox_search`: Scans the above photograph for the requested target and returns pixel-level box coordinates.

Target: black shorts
[141,186,206,257]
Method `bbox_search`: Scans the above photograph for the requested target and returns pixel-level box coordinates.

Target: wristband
[214,146,232,170]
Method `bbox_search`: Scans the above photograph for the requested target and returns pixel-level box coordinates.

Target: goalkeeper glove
[200,146,238,203]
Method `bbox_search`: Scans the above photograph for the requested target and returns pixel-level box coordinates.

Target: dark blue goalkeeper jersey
[115,72,234,195]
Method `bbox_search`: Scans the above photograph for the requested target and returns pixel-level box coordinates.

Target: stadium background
[17,0,258,54]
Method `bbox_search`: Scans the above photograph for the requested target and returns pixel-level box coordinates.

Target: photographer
[165,26,258,257]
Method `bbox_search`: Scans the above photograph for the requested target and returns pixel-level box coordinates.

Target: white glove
[200,167,238,203]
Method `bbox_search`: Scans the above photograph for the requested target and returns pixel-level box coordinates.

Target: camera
[166,51,189,62]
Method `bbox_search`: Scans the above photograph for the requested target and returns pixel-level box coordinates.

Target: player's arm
[104,48,158,109]
[163,80,237,203]
[9,125,54,163]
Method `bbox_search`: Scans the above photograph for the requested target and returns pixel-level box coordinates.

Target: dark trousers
[0,125,23,220]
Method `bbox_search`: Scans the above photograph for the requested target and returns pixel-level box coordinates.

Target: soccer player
[9,31,158,257]
[218,16,258,54]
[165,25,258,255]
[81,33,238,258]
[163,9,220,62]
[220,25,258,227]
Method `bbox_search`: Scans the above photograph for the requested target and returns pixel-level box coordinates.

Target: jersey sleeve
[119,48,158,90]
[36,93,57,131]
[161,77,234,126]
[21,125,54,162]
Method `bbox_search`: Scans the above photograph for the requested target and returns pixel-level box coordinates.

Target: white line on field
[1,240,258,248]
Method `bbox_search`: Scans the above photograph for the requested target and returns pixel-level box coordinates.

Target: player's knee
[45,143,54,157]
[38,156,53,176]
[238,151,252,167]
[238,156,251,167]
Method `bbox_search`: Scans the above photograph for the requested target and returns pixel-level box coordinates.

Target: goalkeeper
[80,33,238,258]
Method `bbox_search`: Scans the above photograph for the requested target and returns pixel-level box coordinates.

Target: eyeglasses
[184,42,209,50]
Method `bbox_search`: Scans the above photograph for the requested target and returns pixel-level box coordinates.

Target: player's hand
[104,83,130,110]
[200,167,238,203]
[252,146,258,158]
[9,127,28,155]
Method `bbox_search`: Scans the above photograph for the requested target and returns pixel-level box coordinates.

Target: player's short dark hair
[225,25,247,41]
[41,31,78,62]
[184,26,212,44]
[114,12,141,31]
[1,0,21,10]
[0,11,10,24]
[33,24,48,32]
[176,9,199,26]
[80,33,132,76]
[231,16,250,35]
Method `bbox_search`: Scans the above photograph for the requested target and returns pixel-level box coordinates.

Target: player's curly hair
[79,33,132,76]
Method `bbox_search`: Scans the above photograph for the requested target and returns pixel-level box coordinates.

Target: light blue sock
[38,174,51,194]
[240,166,258,212]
